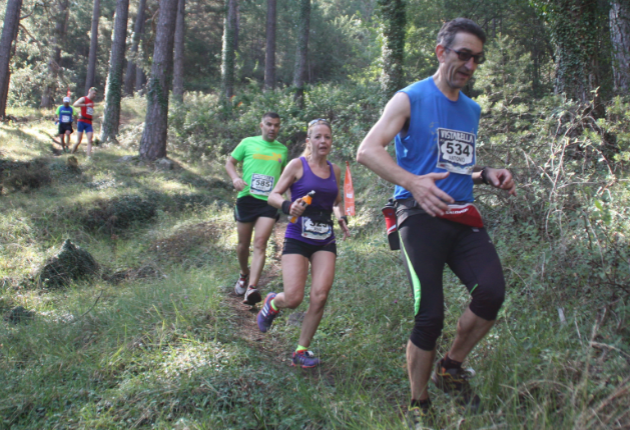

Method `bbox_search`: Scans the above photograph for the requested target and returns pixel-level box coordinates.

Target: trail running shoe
[234,273,249,296]
[292,350,320,368]
[257,293,278,332]
[406,403,437,430]
[243,286,262,305]
[431,361,480,413]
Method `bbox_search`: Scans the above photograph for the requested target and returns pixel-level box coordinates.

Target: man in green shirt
[225,112,288,305]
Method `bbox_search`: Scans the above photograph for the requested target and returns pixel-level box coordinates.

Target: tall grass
[1,87,629,429]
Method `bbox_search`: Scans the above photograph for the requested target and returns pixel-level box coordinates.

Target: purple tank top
[285,157,339,245]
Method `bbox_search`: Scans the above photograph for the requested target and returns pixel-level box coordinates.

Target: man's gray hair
[437,18,486,48]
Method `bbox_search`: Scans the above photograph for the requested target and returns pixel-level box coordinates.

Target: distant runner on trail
[356,18,517,426]
[54,97,77,153]
[72,87,97,157]
[260,119,350,368]
[225,112,288,306]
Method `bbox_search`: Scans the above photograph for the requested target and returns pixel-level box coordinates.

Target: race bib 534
[436,128,476,175]
[61,115,71,123]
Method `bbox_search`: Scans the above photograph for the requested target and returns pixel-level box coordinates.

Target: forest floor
[0,107,629,429]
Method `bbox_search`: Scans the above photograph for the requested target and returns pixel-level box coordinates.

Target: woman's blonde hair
[302,119,332,158]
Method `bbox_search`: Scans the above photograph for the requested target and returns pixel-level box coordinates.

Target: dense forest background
[1,0,628,157]
[0,0,625,109]
[1,0,630,428]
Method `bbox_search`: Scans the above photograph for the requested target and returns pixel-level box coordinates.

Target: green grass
[1,103,629,429]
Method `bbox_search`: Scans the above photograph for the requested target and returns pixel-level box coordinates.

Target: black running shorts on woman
[234,195,279,223]
[398,212,505,351]
[282,237,337,259]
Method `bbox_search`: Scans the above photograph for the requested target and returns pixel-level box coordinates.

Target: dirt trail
[223,221,338,384]
[224,221,291,364]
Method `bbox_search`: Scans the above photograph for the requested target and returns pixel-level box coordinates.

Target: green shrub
[0,159,52,193]
[168,82,383,161]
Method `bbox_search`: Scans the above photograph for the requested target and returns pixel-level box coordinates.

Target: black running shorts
[234,195,279,223]
[282,238,337,259]
[58,123,73,135]
[398,210,506,351]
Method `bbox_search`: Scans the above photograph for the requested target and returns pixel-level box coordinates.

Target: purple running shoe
[257,293,278,332]
[292,350,321,368]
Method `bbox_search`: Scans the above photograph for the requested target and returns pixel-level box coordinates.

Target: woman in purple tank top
[259,119,350,368]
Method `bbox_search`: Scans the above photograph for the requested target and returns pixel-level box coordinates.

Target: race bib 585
[61,115,71,123]
[250,173,274,196]
[436,128,476,175]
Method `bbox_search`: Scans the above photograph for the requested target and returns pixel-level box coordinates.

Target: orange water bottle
[290,190,316,223]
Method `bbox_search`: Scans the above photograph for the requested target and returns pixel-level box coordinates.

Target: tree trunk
[221,0,237,99]
[136,64,146,92]
[85,0,100,94]
[100,0,130,143]
[135,0,147,93]
[551,0,600,104]
[263,0,276,92]
[0,0,22,119]
[172,0,185,103]
[377,0,406,100]
[124,0,146,96]
[139,0,179,161]
[41,0,69,108]
[610,1,630,94]
[293,0,310,107]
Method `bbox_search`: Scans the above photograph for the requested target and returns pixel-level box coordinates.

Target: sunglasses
[445,47,486,64]
[308,118,330,126]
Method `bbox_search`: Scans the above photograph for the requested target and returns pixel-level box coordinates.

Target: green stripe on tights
[399,232,421,316]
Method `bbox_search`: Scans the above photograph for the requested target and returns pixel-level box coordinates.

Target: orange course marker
[290,190,316,223]
[344,161,355,216]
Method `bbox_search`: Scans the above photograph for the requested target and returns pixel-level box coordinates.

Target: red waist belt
[437,203,484,228]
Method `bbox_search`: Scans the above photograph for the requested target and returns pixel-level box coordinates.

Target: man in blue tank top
[54,97,77,153]
[357,18,516,425]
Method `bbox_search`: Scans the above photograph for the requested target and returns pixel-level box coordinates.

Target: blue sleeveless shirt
[285,157,338,245]
[393,77,481,203]
[57,105,75,124]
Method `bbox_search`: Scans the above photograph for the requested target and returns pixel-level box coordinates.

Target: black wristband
[338,215,348,224]
[281,200,292,215]
[480,167,490,185]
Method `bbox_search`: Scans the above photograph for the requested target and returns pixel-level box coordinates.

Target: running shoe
[291,350,321,368]
[257,293,278,332]
[431,361,480,412]
[234,273,249,296]
[243,286,262,305]
[406,403,437,430]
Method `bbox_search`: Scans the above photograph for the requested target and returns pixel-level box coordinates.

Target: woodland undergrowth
[1,52,630,427]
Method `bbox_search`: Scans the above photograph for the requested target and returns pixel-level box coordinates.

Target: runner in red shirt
[72,87,97,157]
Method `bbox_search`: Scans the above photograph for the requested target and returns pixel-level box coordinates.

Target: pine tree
[172,0,186,103]
[85,0,100,94]
[139,0,179,160]
[40,0,70,108]
[293,0,310,106]
[100,0,130,143]
[124,0,147,96]
[610,1,630,94]
[264,0,276,92]
[377,0,406,100]
[221,0,237,99]
[0,0,22,119]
